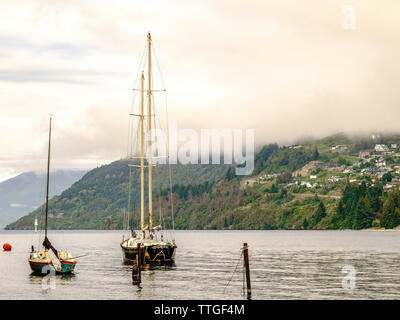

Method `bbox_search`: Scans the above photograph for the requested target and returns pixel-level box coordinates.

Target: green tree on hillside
[311,199,326,227]
[353,197,374,229]
[225,167,236,181]
[381,191,400,229]
[382,172,392,183]
[332,182,382,229]
[311,147,319,161]
[276,171,292,184]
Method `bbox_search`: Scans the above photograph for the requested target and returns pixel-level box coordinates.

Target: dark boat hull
[145,245,176,264]
[121,244,176,265]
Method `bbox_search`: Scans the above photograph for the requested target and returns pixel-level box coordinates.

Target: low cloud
[0,0,399,181]
[0,68,124,84]
[10,203,24,208]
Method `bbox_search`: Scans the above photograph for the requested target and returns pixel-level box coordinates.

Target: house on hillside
[391,144,398,149]
[374,144,389,152]
[328,176,340,183]
[359,150,371,159]
[376,158,386,167]
[300,181,317,188]
[261,173,279,180]
[361,167,378,175]
[331,145,349,152]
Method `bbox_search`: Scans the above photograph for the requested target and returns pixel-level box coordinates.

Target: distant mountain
[0,169,87,228]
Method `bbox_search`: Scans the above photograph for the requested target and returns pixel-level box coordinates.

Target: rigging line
[223,250,243,294]
[134,110,142,230]
[130,160,138,231]
[153,43,175,234]
[165,93,175,235]
[126,43,146,159]
[131,171,137,231]
[127,109,141,232]
[152,90,174,238]
[125,113,131,159]
[127,166,132,231]
[151,38,176,236]
[131,43,147,111]
[160,200,164,230]
[151,41,166,90]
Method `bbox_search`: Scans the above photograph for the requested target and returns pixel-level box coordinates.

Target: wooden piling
[132,243,142,285]
[243,242,251,300]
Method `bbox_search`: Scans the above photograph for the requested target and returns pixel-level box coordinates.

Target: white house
[374,144,389,152]
[300,181,313,188]
[376,160,386,167]
[331,145,349,152]
[328,176,340,183]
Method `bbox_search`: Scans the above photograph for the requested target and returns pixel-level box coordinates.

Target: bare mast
[140,72,145,239]
[44,116,52,238]
[147,32,154,239]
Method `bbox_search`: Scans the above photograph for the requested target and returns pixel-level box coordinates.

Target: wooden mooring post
[132,243,142,285]
[243,242,251,300]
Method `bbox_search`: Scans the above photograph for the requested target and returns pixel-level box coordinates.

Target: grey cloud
[0,34,96,58]
[1,0,400,180]
[0,68,124,83]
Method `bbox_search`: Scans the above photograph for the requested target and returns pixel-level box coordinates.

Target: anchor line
[223,249,243,294]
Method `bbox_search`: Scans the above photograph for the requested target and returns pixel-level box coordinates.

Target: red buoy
[3,243,12,251]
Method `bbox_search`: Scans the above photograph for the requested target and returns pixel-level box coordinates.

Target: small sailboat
[28,116,76,274]
[120,33,176,265]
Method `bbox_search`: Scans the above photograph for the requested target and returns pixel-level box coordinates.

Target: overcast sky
[0,0,399,182]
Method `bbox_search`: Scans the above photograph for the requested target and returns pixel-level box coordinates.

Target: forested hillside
[6,161,229,229]
[7,132,400,230]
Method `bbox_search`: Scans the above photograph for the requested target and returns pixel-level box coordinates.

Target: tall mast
[44,116,52,238]
[147,32,153,239]
[140,72,145,238]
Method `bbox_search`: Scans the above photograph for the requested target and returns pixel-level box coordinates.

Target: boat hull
[121,243,176,265]
[60,261,76,273]
[29,261,55,274]
[29,260,76,275]
[121,247,142,264]
[145,245,176,264]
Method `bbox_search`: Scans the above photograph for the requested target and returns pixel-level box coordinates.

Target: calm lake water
[0,230,400,300]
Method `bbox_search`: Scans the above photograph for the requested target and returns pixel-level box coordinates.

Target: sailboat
[28,116,76,274]
[120,33,177,265]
